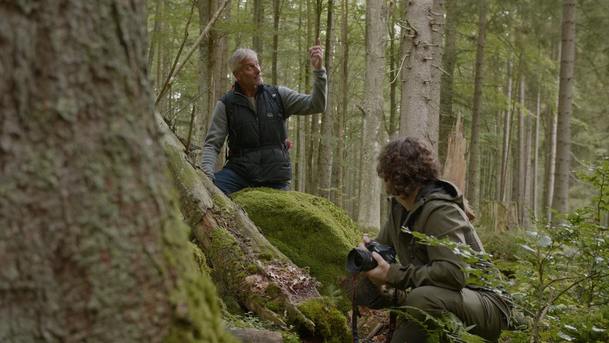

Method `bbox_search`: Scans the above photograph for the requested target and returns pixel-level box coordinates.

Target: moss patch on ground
[297,298,352,343]
[232,188,362,294]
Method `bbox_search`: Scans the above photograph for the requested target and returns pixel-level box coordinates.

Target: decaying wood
[156,113,320,332]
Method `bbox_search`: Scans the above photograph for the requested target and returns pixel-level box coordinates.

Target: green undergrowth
[232,188,362,294]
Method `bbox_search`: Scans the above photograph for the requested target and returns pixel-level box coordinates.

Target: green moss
[297,298,352,343]
[161,208,237,343]
[233,189,362,294]
[282,331,301,343]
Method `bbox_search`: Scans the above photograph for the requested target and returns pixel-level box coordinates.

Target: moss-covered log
[157,113,328,334]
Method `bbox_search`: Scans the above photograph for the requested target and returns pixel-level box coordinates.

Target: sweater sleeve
[277,68,327,116]
[200,101,227,179]
[385,203,469,291]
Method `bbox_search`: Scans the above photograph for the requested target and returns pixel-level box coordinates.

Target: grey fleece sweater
[201,68,327,179]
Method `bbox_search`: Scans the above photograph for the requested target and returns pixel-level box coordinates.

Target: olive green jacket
[376,180,485,291]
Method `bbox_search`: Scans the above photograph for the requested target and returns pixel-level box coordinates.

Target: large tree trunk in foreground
[0,1,232,342]
[157,113,323,332]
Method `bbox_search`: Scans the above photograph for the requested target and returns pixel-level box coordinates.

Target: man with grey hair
[201,41,326,195]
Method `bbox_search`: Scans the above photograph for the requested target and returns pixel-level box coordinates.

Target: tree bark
[499,58,513,203]
[358,0,387,230]
[272,0,280,85]
[552,0,576,218]
[317,0,336,199]
[438,0,458,163]
[333,0,350,208]
[0,1,232,341]
[466,0,487,212]
[399,0,439,152]
[253,0,264,62]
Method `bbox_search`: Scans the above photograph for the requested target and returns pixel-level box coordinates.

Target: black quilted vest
[221,83,290,183]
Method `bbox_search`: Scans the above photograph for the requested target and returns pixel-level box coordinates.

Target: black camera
[346,240,397,273]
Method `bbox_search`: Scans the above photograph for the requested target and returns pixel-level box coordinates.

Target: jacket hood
[403,179,465,227]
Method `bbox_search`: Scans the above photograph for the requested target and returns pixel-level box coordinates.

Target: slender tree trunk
[197,0,212,151]
[297,0,307,192]
[317,0,336,199]
[438,0,458,163]
[466,0,487,212]
[0,2,233,341]
[517,75,526,225]
[543,108,557,222]
[272,0,280,85]
[532,86,541,221]
[552,0,576,218]
[253,0,264,62]
[499,67,514,203]
[306,0,322,193]
[399,0,438,152]
[388,4,399,137]
[358,0,387,230]
[333,0,350,208]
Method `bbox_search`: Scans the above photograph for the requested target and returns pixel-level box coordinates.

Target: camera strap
[351,273,360,343]
[350,274,398,343]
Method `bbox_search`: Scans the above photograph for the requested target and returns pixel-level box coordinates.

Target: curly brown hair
[376,137,440,196]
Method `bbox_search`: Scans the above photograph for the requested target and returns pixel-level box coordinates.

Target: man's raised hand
[308,37,323,70]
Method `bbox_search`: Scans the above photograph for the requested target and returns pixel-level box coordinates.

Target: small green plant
[507,159,609,343]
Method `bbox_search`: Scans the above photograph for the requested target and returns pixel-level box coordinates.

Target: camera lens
[346,248,378,273]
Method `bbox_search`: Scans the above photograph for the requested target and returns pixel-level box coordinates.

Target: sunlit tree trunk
[499,59,513,203]
[358,0,387,230]
[552,0,576,218]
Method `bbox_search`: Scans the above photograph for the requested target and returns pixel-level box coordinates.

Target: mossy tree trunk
[0,1,232,342]
[157,113,325,332]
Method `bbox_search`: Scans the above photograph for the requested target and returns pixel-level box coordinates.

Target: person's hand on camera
[362,252,390,286]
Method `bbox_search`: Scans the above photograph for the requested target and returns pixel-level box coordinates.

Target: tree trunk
[532,86,541,221]
[399,0,440,153]
[307,0,323,194]
[0,2,232,341]
[253,0,264,62]
[499,58,513,203]
[197,0,212,155]
[428,0,444,150]
[358,0,387,230]
[333,0,350,208]
[543,108,557,222]
[466,0,487,212]
[438,0,458,163]
[388,2,399,137]
[272,0,280,85]
[317,0,336,199]
[552,0,576,218]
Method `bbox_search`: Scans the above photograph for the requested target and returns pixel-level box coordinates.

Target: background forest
[150,0,609,341]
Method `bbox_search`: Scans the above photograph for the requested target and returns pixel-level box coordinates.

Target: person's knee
[404,286,447,315]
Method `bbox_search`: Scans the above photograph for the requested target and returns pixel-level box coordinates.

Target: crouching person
[354,137,512,342]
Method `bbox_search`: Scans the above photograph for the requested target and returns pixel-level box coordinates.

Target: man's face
[235,57,262,90]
